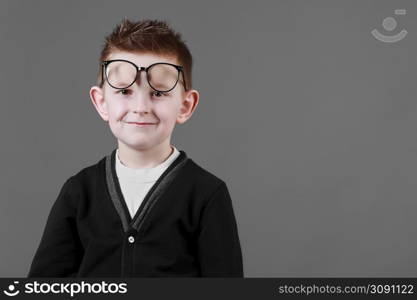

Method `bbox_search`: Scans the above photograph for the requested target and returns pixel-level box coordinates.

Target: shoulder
[66,154,108,189]
[183,157,228,194]
[53,154,107,210]
[183,158,234,219]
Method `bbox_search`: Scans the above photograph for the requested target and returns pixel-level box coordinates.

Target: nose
[131,71,152,114]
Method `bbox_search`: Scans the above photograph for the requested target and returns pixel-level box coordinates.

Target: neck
[117,140,173,169]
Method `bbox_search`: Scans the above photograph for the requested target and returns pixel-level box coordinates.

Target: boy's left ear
[176,89,199,124]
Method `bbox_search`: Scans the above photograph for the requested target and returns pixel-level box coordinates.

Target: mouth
[126,122,157,126]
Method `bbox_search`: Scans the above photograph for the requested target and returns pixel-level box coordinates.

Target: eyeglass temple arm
[179,68,187,91]
[101,62,106,87]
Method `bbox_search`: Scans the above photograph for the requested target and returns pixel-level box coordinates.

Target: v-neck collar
[105,148,189,233]
[115,146,180,183]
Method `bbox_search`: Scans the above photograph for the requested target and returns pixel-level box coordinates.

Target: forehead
[107,50,179,67]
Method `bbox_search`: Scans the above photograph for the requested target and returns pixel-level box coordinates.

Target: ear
[89,86,109,122]
[176,89,200,124]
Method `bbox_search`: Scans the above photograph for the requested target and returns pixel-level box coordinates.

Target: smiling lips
[126,122,157,126]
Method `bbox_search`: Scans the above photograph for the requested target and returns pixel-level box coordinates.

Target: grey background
[1,0,416,277]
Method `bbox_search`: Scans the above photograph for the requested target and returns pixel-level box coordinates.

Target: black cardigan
[28,149,243,277]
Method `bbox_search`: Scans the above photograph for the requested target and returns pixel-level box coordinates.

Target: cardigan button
[128,236,135,243]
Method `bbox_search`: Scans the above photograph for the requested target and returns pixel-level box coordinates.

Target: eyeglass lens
[105,61,180,92]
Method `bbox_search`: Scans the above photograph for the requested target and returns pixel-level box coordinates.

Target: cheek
[106,105,129,138]
[107,101,128,123]
[155,102,179,123]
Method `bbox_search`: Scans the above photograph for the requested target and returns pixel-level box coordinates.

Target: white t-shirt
[115,145,180,218]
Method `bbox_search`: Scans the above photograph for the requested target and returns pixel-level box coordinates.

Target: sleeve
[197,182,244,277]
[27,176,84,277]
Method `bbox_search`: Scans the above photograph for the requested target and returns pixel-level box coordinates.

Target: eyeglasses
[101,59,187,92]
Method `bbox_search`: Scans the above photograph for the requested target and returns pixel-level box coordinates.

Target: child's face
[90,51,198,152]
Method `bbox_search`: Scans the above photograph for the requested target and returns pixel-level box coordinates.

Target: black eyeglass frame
[101,59,187,92]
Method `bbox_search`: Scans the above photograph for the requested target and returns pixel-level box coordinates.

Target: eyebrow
[152,83,170,90]
[111,80,134,87]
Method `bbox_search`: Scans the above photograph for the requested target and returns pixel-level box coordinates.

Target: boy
[27,18,243,277]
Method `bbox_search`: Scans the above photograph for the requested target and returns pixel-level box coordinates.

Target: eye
[117,89,132,95]
[152,91,169,98]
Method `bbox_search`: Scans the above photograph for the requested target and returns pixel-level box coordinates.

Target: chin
[121,140,156,151]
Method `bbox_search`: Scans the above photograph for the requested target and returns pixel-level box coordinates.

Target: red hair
[96,18,193,90]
